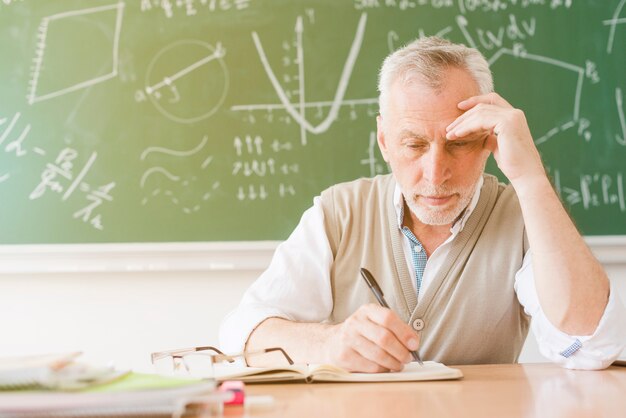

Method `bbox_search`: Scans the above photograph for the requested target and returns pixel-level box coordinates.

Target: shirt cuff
[218,304,292,354]
[532,281,626,370]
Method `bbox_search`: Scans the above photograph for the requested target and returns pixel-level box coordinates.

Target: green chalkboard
[0,0,624,244]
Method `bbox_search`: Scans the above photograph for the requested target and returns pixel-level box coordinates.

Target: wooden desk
[233,363,626,418]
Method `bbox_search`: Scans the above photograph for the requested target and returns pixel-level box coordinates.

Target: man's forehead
[389,69,480,106]
[385,80,478,127]
[389,94,465,127]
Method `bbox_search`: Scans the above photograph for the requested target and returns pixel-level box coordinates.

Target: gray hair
[378,37,493,117]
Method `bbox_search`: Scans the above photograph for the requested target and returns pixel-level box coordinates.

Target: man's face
[377,68,490,226]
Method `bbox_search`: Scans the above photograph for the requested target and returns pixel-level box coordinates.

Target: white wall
[0,249,624,372]
[0,270,255,372]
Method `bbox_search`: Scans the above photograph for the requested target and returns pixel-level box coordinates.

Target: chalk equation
[353,0,572,12]
[553,170,625,213]
[140,0,252,18]
[0,112,31,184]
[0,112,32,163]
[1,108,114,232]
[29,148,115,230]
[231,135,298,201]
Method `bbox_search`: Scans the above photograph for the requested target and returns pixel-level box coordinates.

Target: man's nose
[422,145,451,186]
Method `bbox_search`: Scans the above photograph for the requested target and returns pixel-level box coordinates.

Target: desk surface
[236,363,626,418]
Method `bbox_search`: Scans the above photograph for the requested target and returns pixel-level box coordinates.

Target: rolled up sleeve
[515,251,626,370]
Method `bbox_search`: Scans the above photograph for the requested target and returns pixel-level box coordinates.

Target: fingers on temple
[458,92,511,109]
[447,109,496,139]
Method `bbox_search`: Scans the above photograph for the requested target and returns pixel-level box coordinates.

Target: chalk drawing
[143,40,228,124]
[27,2,124,105]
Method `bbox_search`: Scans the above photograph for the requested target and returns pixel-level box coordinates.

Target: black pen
[360,267,424,365]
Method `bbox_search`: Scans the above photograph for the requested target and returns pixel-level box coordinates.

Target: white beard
[403,181,477,226]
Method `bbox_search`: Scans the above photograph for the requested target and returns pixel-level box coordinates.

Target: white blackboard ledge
[0,236,624,274]
[0,241,280,274]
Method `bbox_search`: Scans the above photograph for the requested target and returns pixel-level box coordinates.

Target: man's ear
[376,115,389,163]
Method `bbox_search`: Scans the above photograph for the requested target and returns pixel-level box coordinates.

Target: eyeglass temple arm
[151,346,225,363]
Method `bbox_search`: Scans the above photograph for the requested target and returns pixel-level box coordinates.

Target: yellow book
[213,361,462,383]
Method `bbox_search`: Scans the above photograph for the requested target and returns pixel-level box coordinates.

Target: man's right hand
[325,304,420,372]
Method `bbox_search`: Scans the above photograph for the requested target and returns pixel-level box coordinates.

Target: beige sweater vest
[319,174,530,365]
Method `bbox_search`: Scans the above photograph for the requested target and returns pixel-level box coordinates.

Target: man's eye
[407,143,428,150]
[449,141,469,147]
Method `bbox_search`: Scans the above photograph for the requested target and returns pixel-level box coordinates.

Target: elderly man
[220,37,625,372]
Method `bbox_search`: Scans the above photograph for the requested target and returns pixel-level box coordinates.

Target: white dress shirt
[220,178,626,369]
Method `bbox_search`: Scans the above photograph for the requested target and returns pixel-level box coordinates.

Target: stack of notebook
[0,353,226,417]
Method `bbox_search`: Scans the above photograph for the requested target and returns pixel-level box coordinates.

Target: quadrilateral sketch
[27,2,125,105]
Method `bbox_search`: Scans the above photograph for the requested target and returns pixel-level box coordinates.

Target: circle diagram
[145,40,229,124]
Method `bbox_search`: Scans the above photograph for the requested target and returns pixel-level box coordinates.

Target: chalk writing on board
[73,181,115,231]
[462,1,573,14]
[0,109,115,231]
[29,148,115,230]
[353,0,458,11]
[353,0,572,13]
[140,0,252,18]
[0,117,12,183]
[137,40,228,124]
[604,0,626,54]
[616,87,626,146]
[232,13,371,146]
[478,34,589,144]
[458,14,536,50]
[360,132,387,177]
[553,170,626,213]
[1,112,31,158]
[28,3,124,105]
[231,134,298,201]
[0,112,36,185]
[140,135,218,214]
[232,159,300,178]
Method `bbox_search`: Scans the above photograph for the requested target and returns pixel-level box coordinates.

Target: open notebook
[213,361,462,383]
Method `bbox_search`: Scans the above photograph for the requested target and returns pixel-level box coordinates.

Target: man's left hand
[445,92,545,186]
